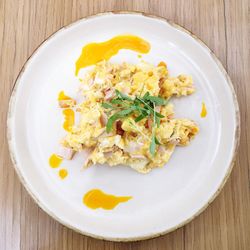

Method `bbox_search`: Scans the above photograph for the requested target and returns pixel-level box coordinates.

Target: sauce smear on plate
[83,189,132,210]
[58,91,71,101]
[49,154,63,168]
[58,169,68,179]
[63,109,75,131]
[75,35,150,75]
[200,102,207,118]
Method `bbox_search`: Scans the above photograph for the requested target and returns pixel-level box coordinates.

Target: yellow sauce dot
[58,91,76,108]
[58,169,68,179]
[49,154,63,168]
[63,109,75,131]
[200,102,207,118]
[83,189,132,210]
[158,61,167,67]
[137,54,142,58]
[58,91,71,101]
[75,35,151,75]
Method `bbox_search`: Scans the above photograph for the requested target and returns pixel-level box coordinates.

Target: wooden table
[1,1,249,249]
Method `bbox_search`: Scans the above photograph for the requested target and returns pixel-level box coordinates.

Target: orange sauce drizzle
[58,169,68,179]
[58,91,71,101]
[63,109,75,131]
[49,154,63,168]
[83,189,132,210]
[200,102,207,118]
[75,35,151,75]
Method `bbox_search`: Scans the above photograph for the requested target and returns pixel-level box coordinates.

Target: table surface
[1,0,249,249]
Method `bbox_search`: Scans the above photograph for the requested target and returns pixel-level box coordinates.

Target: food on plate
[58,91,76,108]
[58,60,199,173]
[62,109,75,132]
[83,189,132,210]
[58,169,68,179]
[49,154,63,168]
[75,35,150,75]
[200,102,207,118]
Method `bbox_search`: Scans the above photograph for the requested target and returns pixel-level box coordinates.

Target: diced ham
[103,151,113,158]
[155,106,161,113]
[123,141,143,154]
[130,154,147,160]
[116,120,125,136]
[158,145,166,153]
[75,107,82,112]
[145,119,153,129]
[88,78,94,86]
[103,88,115,101]
[121,86,130,95]
[130,132,137,137]
[100,113,108,127]
[56,145,75,160]
[168,137,180,145]
[159,77,165,88]
[59,99,76,108]
[82,147,95,167]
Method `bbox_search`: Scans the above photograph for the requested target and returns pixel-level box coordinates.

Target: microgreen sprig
[101,89,169,155]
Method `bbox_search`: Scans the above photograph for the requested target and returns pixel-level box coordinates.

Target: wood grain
[0,0,249,249]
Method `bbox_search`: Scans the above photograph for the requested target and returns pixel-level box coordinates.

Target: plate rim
[7,11,241,242]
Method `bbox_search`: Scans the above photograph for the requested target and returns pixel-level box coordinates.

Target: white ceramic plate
[7,12,240,241]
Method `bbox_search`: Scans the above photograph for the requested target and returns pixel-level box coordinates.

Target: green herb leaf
[118,107,136,116]
[136,97,155,114]
[142,91,150,100]
[155,112,164,118]
[115,89,132,101]
[134,98,140,106]
[104,89,168,155]
[135,113,147,122]
[149,103,157,156]
[155,116,161,127]
[111,99,125,105]
[102,103,114,109]
[150,135,156,156]
[155,136,161,145]
[106,114,119,132]
[134,105,150,114]
[139,83,146,97]
[106,107,135,132]
[146,96,167,106]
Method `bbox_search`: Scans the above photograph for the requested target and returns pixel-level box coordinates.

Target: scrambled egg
[61,60,199,173]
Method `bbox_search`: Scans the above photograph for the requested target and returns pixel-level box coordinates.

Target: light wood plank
[0,0,249,249]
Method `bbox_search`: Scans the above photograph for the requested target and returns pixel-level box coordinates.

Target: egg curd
[59,60,199,173]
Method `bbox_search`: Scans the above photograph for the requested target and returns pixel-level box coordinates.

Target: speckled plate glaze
[7,12,240,241]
